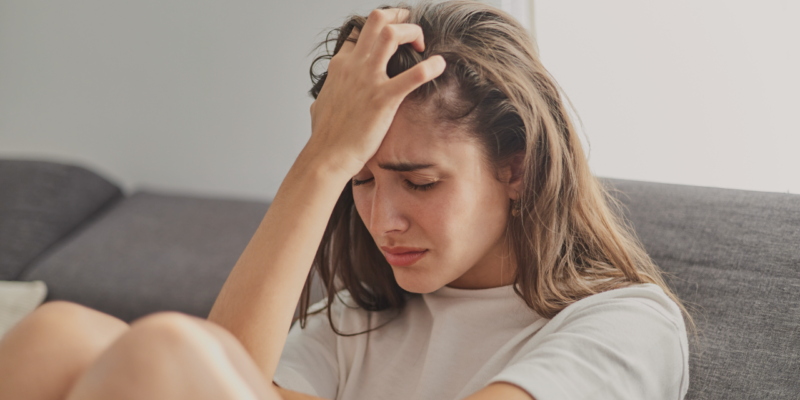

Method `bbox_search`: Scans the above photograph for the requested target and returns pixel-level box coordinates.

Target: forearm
[208,151,349,381]
[209,5,444,384]
[274,384,329,400]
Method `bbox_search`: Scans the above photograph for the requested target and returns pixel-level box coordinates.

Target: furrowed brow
[377,162,435,172]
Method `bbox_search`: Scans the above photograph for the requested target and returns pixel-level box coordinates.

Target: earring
[510,199,520,217]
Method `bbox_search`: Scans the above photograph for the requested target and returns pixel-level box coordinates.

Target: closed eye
[403,180,436,191]
[352,177,374,186]
[353,177,436,192]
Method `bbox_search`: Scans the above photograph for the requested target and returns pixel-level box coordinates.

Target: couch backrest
[0,160,122,280]
[605,178,800,400]
[22,191,270,322]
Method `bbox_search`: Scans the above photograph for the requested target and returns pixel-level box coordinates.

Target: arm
[270,381,535,400]
[465,383,535,400]
[271,380,533,400]
[274,383,330,400]
[207,153,349,381]
[207,7,446,382]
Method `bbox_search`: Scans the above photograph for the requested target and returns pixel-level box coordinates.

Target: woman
[0,1,691,399]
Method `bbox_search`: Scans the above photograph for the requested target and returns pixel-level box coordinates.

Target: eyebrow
[377,162,436,172]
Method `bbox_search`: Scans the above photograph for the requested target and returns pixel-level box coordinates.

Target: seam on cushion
[16,190,124,281]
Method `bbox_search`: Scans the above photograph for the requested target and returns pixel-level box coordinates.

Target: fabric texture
[0,280,47,338]
[22,191,269,322]
[273,283,688,400]
[3,157,796,398]
[0,159,122,280]
[603,178,800,400]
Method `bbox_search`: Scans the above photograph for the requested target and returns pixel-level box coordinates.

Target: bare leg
[65,312,280,400]
[0,301,129,400]
[188,316,278,395]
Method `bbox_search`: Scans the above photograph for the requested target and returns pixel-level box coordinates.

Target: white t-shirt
[273,283,689,400]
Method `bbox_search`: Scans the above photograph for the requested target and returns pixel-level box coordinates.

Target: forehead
[374,101,477,165]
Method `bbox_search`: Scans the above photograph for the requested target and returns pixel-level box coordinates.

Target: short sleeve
[487,284,689,400]
[273,298,340,399]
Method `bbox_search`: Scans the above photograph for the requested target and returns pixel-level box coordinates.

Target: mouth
[380,246,428,267]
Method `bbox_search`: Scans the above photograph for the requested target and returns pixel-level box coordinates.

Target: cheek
[415,184,479,245]
[409,195,450,238]
[353,189,372,227]
[433,179,508,250]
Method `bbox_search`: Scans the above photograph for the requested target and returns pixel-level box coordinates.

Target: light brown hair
[299,0,693,334]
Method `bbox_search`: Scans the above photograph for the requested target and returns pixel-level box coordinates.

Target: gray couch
[1,159,798,399]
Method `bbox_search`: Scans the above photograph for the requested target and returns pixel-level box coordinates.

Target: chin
[391,267,445,294]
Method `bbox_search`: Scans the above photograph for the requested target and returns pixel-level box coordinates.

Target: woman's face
[352,101,519,293]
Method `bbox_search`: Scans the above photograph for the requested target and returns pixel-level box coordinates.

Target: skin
[0,8,534,400]
[0,301,280,400]
[352,101,519,293]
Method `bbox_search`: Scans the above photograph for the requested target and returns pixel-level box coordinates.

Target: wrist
[287,149,353,190]
[293,143,361,183]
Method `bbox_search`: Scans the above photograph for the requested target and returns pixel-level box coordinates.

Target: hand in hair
[208,7,445,386]
[305,8,446,178]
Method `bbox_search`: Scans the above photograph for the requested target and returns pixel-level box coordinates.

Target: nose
[368,181,410,237]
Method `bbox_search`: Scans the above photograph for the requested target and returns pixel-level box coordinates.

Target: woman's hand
[208,8,445,382]
[304,8,446,179]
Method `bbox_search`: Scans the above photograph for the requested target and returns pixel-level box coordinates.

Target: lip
[380,246,428,267]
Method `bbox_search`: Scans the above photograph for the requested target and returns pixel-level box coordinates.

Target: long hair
[298,0,693,334]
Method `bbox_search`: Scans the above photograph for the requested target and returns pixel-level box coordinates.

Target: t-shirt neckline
[427,283,518,299]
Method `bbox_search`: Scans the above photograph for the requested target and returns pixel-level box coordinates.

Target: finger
[338,27,360,56]
[367,23,425,70]
[385,55,446,99]
[354,8,410,57]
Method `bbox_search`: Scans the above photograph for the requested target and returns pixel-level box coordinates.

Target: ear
[500,153,525,201]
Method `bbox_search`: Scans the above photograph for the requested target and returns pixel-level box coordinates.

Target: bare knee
[3,300,128,352]
[67,312,259,400]
[24,301,126,331]
[127,311,211,348]
[18,300,95,332]
[0,301,128,373]
[0,301,128,400]
[131,310,203,330]
[136,314,273,399]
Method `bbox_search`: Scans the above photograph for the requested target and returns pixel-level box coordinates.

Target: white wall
[2,0,795,200]
[0,0,396,200]
[536,0,800,194]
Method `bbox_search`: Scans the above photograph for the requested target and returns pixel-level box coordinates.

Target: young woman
[0,1,691,399]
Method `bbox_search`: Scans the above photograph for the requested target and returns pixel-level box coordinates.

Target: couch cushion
[0,160,122,280]
[604,178,800,400]
[22,191,270,322]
